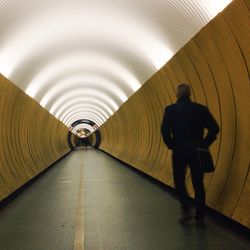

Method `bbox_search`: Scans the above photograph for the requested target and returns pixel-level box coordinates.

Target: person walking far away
[161,83,219,229]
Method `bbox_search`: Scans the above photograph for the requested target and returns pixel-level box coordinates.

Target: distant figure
[161,83,219,228]
[83,137,89,147]
[80,137,89,147]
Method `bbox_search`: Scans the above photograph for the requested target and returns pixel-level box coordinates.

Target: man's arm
[161,107,174,149]
[200,107,220,148]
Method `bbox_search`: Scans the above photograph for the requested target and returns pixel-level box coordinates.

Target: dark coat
[161,96,219,150]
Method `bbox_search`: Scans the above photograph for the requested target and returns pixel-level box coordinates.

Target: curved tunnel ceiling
[0,0,232,126]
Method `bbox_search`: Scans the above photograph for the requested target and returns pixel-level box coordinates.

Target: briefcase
[196,148,215,173]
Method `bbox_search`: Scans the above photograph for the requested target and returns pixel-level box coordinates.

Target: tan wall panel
[0,74,71,201]
[98,0,250,228]
[207,13,250,219]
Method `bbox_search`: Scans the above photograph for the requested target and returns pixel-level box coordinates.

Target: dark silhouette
[79,137,89,147]
[161,83,219,228]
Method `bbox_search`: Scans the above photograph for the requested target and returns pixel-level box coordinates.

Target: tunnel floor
[0,149,249,250]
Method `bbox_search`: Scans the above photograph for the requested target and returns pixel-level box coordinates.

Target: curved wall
[0,74,71,201]
[99,0,250,228]
[89,130,101,148]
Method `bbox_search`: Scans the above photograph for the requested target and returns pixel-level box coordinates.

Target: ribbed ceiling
[0,0,232,127]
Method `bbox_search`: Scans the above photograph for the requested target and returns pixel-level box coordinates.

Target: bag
[196,148,215,173]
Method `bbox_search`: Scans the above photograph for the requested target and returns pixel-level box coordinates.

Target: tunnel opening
[67,118,101,149]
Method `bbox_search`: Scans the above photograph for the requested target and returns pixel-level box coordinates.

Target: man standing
[161,83,219,228]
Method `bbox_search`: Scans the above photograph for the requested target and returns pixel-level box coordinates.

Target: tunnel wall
[99,0,250,228]
[89,130,101,148]
[0,74,71,202]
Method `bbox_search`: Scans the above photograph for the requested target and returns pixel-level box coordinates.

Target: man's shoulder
[165,101,208,112]
[191,101,208,111]
[164,103,177,112]
[190,102,211,118]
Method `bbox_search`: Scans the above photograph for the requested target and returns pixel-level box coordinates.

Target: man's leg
[172,151,191,222]
[190,170,206,228]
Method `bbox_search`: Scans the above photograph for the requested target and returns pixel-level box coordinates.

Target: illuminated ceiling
[0,0,232,127]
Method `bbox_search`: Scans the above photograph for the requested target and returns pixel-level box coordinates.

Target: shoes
[179,213,206,228]
[195,218,206,229]
[178,210,193,224]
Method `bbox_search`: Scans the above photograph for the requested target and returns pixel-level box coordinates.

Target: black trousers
[172,148,205,219]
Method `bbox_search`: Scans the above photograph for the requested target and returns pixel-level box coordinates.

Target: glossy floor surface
[0,148,249,250]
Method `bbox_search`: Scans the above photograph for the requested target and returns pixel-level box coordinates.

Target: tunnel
[0,0,250,249]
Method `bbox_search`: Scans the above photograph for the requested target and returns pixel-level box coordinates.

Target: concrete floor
[0,148,249,250]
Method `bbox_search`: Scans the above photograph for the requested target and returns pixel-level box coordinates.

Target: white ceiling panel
[0,0,232,127]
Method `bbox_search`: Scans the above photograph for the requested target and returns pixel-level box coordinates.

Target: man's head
[176,83,191,99]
